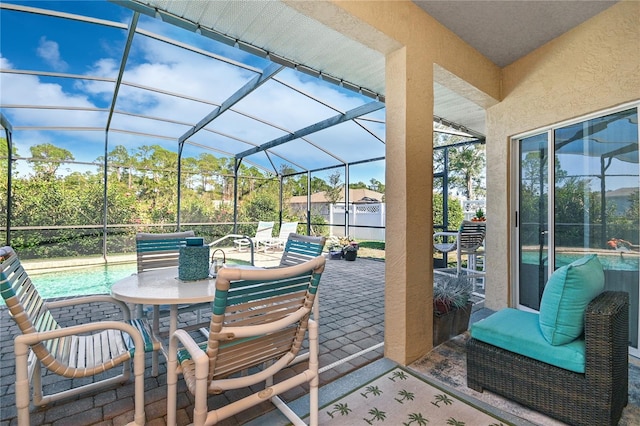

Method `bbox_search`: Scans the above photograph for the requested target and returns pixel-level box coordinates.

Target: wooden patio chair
[0,246,160,426]
[166,255,326,426]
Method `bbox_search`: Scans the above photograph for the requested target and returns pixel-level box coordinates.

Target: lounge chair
[0,246,160,426]
[166,255,326,426]
[261,221,299,252]
[234,220,274,252]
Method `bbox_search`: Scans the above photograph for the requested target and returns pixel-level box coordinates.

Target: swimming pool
[1,259,251,305]
[521,251,639,271]
[25,263,138,302]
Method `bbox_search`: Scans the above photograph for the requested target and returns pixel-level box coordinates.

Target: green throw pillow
[539,254,604,345]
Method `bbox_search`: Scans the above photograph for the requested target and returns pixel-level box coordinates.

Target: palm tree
[446,417,465,426]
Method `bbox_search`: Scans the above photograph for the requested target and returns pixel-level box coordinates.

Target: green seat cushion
[539,254,604,345]
[471,308,586,373]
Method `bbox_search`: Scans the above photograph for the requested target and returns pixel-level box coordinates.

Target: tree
[325,170,343,205]
[448,143,485,199]
[28,143,74,180]
[369,178,385,193]
[433,193,464,230]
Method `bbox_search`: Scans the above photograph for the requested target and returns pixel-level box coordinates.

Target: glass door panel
[515,107,639,352]
[555,109,639,349]
[518,133,549,310]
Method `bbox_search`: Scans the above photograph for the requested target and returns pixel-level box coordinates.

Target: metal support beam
[1,113,13,245]
[104,11,139,258]
[236,101,385,158]
[178,63,284,144]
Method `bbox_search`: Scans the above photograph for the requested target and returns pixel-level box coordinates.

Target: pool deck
[1,253,390,425]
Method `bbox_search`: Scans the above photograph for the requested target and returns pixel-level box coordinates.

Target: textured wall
[485,0,640,310]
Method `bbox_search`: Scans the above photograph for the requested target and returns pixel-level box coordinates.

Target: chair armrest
[584,291,628,383]
[14,320,144,347]
[434,231,459,238]
[46,295,132,320]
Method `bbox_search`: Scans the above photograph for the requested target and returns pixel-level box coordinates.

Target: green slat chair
[166,255,326,426]
[0,246,160,426]
[136,231,212,330]
[278,233,326,268]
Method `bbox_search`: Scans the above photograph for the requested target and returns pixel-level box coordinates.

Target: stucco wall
[315,0,500,363]
[485,0,640,310]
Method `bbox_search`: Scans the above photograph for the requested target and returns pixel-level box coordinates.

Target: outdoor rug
[317,366,511,425]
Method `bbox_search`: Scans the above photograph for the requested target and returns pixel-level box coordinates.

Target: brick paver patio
[0,256,386,425]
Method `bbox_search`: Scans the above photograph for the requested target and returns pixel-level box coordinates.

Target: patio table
[111,267,215,373]
[111,265,264,370]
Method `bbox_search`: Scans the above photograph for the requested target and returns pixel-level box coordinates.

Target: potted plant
[432,273,473,346]
[472,208,486,222]
[338,236,358,261]
[343,242,358,261]
[326,236,344,260]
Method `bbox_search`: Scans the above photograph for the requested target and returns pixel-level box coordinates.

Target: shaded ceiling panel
[5,108,109,130]
[136,11,271,71]
[0,7,127,76]
[302,121,386,164]
[266,137,343,171]
[354,117,386,143]
[185,131,255,158]
[232,79,339,132]
[203,110,288,145]
[1,72,116,111]
[238,151,277,176]
[11,129,104,163]
[273,68,371,113]
[123,33,259,104]
[109,113,190,139]
[106,130,179,153]
[114,85,214,123]
[131,0,387,95]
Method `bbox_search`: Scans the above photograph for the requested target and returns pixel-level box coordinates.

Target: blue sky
[1,0,387,184]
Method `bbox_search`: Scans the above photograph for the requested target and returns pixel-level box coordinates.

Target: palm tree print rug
[317,367,511,425]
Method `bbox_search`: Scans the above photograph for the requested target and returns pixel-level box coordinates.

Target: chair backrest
[254,221,274,240]
[205,256,325,384]
[277,221,298,240]
[458,221,486,251]
[278,233,326,267]
[0,247,63,366]
[136,231,195,273]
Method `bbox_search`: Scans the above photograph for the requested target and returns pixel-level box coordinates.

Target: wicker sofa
[467,291,629,426]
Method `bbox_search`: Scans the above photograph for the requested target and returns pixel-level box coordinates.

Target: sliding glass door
[514,106,639,354]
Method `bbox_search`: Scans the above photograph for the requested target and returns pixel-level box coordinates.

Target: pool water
[521,251,639,271]
[27,263,138,301]
[2,259,252,305]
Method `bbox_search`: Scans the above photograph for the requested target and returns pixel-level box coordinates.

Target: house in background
[606,187,638,215]
[289,189,386,240]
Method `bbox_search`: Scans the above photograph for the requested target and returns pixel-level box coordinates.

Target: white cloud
[2,18,386,177]
[36,37,69,72]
